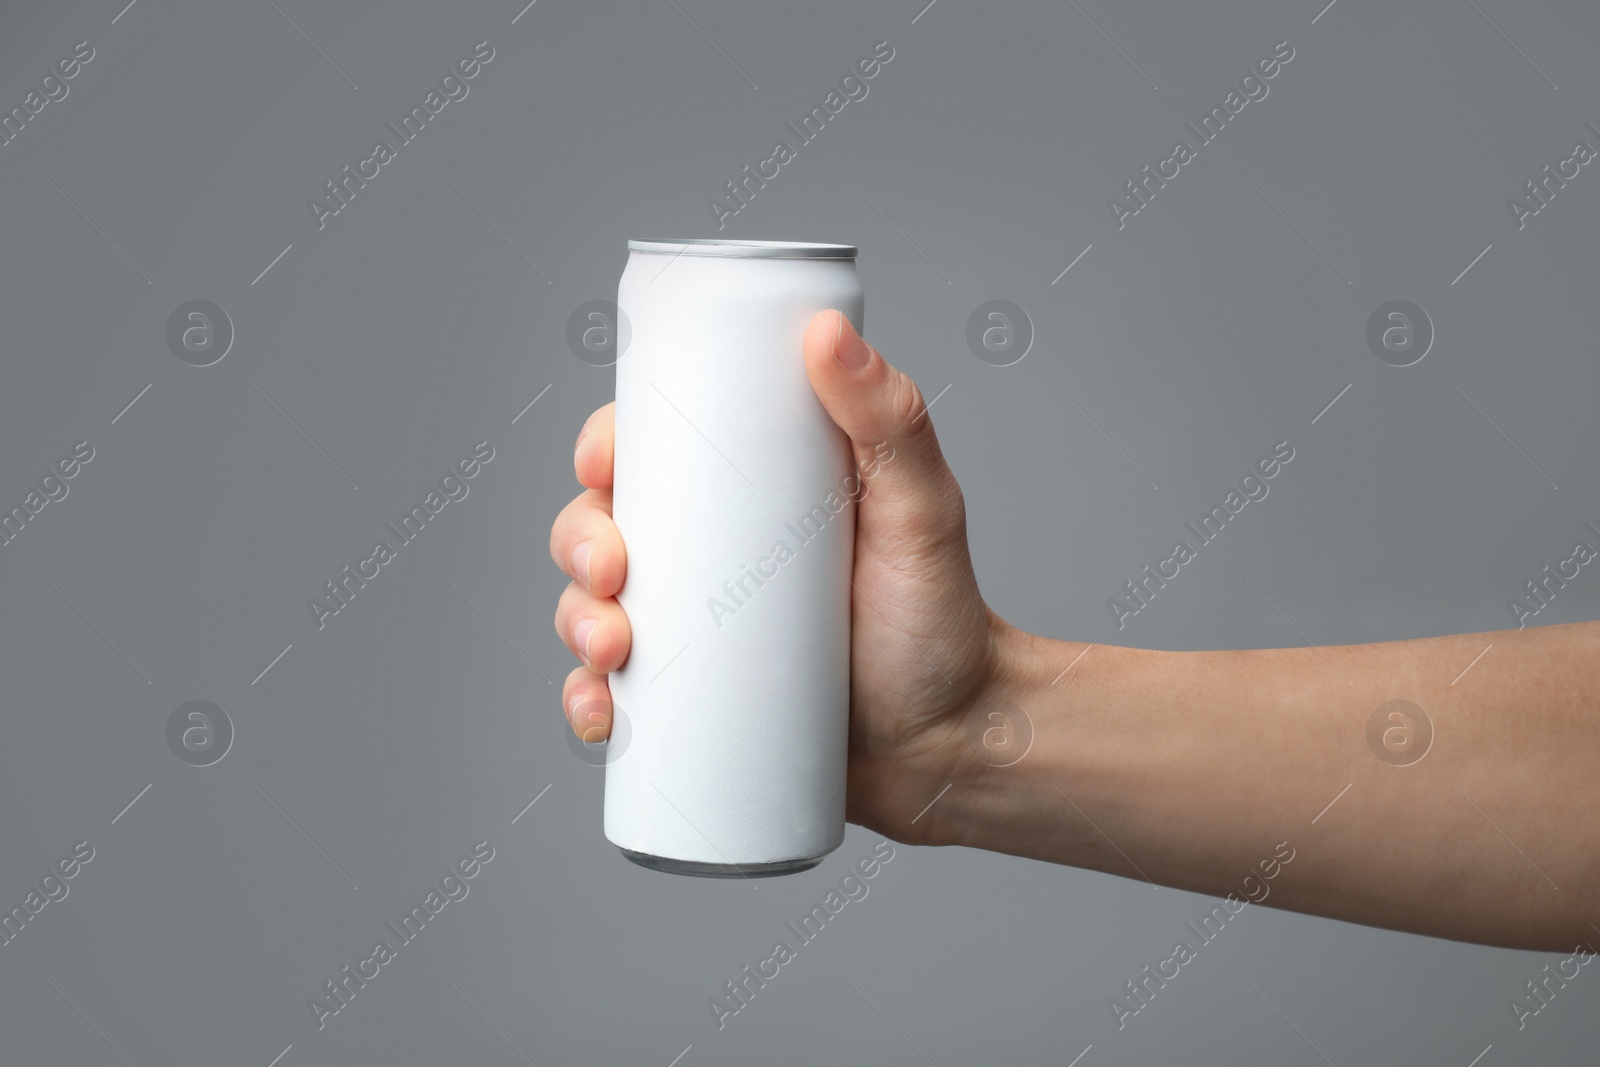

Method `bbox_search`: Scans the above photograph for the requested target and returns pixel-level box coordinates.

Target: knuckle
[551,546,575,584]
[554,581,582,625]
[549,520,568,571]
[890,372,935,441]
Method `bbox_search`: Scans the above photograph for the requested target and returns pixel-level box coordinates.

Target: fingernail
[574,618,598,663]
[572,540,594,588]
[836,316,870,371]
[566,691,585,730]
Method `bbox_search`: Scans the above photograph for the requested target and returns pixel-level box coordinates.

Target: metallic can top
[627,238,857,260]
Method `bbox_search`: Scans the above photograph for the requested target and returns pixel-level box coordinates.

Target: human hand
[549,310,1020,844]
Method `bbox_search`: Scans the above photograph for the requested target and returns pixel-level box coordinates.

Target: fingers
[575,403,615,490]
[562,666,613,742]
[549,488,626,598]
[558,403,625,743]
[802,309,966,542]
[555,581,632,674]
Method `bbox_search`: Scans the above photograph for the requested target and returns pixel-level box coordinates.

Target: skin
[551,310,1600,952]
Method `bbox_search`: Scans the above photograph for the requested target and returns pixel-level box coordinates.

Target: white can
[604,239,862,878]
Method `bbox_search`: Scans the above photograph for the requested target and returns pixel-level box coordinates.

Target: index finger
[576,403,615,490]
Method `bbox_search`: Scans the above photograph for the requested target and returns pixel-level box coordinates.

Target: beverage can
[604,238,863,878]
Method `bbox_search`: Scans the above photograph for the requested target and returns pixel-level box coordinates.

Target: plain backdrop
[0,0,1596,1064]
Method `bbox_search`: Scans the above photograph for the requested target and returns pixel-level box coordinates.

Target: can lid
[627,238,857,260]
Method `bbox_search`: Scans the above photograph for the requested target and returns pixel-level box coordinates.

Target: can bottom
[619,848,823,879]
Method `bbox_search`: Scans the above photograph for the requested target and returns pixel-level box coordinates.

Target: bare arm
[921,619,1600,951]
[550,309,1599,952]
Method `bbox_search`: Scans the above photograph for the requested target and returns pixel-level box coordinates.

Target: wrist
[931,623,1161,872]
[923,618,1089,853]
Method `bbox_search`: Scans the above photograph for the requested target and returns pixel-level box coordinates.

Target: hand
[549,310,1018,844]
[549,311,1600,950]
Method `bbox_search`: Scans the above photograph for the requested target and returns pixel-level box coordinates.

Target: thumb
[802,310,965,545]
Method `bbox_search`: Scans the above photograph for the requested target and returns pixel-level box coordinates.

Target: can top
[627,238,857,260]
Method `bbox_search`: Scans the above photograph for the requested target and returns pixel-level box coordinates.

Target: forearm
[937,619,1600,950]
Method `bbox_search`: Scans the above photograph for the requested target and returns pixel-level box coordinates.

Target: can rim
[627,238,857,260]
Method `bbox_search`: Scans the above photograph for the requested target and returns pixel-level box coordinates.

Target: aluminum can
[604,238,862,877]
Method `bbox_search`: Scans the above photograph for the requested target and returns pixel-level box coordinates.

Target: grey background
[1,0,1596,1063]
